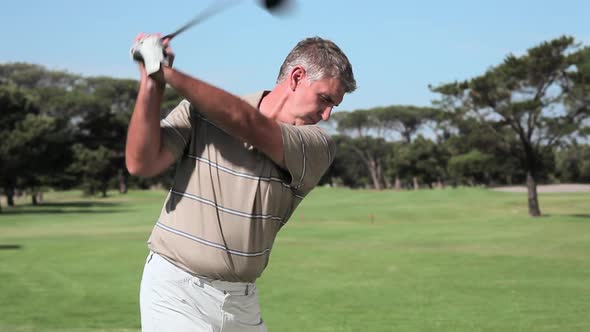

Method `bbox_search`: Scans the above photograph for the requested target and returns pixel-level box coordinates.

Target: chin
[295,116,318,125]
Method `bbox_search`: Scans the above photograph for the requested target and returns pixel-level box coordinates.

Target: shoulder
[239,91,268,109]
[280,124,335,149]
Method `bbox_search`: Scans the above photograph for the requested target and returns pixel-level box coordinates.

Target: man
[127,33,356,331]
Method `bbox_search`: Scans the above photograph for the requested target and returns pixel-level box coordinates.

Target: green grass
[0,187,589,332]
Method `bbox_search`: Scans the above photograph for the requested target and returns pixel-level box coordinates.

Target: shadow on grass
[545,214,590,220]
[567,214,590,219]
[0,201,127,215]
[0,244,22,250]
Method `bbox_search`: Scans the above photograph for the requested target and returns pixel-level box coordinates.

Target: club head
[258,0,294,15]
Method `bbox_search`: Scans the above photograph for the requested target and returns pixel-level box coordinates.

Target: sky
[1,0,589,112]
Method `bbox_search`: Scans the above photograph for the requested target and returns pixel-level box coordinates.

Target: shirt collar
[241,90,270,109]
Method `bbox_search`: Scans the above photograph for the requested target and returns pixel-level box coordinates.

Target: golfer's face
[294,77,345,125]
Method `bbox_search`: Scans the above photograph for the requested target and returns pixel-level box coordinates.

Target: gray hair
[276,37,357,93]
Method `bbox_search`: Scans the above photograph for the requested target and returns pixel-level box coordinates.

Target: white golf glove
[130,35,170,76]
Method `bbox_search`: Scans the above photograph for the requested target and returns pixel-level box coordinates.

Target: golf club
[132,0,289,66]
[163,0,289,41]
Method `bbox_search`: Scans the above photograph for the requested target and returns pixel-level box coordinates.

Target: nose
[320,106,333,121]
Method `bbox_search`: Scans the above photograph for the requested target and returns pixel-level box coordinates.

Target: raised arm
[125,35,177,177]
[160,66,285,167]
[125,77,177,177]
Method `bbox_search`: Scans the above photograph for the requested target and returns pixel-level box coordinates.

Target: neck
[259,84,295,124]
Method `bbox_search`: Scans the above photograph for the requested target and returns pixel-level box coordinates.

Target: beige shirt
[147,91,336,282]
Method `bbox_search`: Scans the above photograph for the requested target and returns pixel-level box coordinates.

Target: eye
[319,94,331,104]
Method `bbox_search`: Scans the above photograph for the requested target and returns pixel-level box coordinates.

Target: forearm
[160,66,284,166]
[162,66,260,143]
[126,78,165,175]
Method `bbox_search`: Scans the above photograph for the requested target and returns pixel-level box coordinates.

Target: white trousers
[140,251,267,332]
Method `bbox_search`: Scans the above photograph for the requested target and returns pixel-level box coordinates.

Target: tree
[375,106,438,143]
[0,63,79,90]
[555,143,590,183]
[0,85,39,208]
[431,36,590,216]
[83,77,182,193]
[75,92,128,193]
[319,135,371,188]
[442,117,523,186]
[331,110,388,189]
[447,150,493,186]
[0,62,186,197]
[375,106,438,189]
[388,137,449,190]
[68,144,116,197]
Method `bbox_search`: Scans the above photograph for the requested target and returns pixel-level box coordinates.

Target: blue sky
[1,0,589,111]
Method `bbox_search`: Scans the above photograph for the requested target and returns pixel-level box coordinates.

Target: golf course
[0,187,589,332]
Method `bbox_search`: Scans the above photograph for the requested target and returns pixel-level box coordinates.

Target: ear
[289,66,306,91]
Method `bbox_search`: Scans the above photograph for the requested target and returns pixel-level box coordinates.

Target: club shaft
[162,0,240,40]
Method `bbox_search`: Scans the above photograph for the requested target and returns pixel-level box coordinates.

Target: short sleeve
[279,123,336,196]
[160,99,193,159]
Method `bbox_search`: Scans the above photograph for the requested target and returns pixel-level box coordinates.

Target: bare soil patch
[491,184,590,193]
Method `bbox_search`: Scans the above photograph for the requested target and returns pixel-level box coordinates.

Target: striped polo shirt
[147,91,336,282]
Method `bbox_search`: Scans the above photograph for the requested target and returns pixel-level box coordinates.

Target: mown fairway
[0,187,589,332]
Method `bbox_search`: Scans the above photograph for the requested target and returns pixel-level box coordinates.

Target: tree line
[1,36,589,216]
[0,63,183,210]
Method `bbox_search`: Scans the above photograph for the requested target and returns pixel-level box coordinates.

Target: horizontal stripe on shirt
[187,154,304,199]
[170,189,286,225]
[156,222,271,257]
